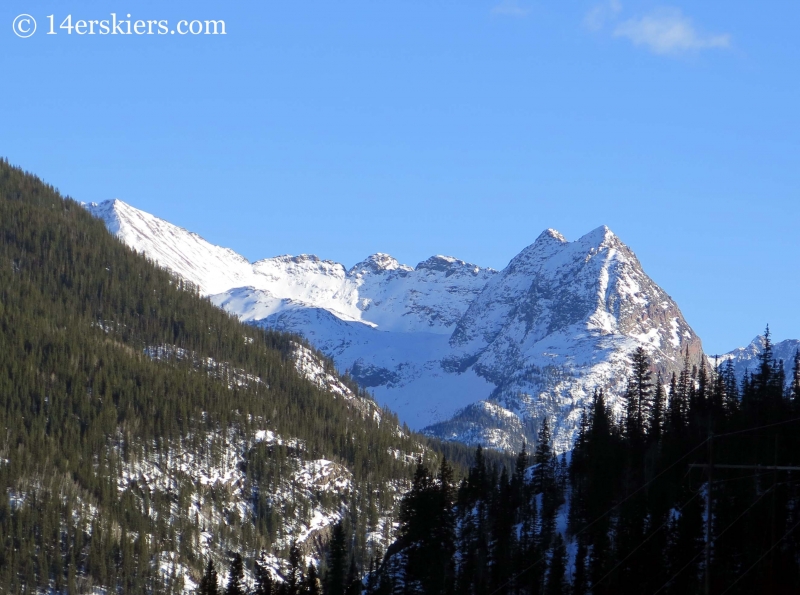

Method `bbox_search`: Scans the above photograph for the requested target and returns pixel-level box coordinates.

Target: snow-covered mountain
[86,199,705,451]
[717,335,800,383]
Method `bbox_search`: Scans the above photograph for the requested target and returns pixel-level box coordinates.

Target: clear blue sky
[2,0,798,354]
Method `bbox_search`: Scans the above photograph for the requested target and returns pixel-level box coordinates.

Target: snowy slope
[716,335,800,382]
[85,200,494,330]
[87,199,705,451]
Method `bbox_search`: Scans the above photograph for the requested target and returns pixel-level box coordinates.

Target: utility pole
[688,455,800,594]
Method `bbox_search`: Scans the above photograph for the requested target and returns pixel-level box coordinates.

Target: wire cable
[650,481,785,594]
[487,439,709,595]
[719,516,800,594]
[592,489,704,589]
[713,416,800,439]
[489,416,800,595]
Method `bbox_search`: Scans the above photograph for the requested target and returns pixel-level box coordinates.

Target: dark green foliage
[544,533,567,595]
[306,563,322,595]
[396,458,456,594]
[0,159,481,593]
[225,553,246,595]
[379,340,800,594]
[199,559,220,595]
[254,560,275,595]
[325,521,347,595]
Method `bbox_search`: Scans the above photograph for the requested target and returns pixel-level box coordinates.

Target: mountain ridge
[86,199,705,451]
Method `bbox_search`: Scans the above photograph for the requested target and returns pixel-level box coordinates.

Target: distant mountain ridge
[716,334,800,382]
[87,199,706,451]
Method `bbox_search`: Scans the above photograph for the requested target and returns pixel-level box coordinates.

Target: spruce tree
[533,418,554,494]
[225,554,246,595]
[306,563,322,595]
[792,350,800,408]
[254,560,274,595]
[648,373,666,443]
[199,559,219,595]
[325,522,347,595]
[286,544,304,595]
[625,346,653,441]
[544,533,567,595]
[344,558,361,595]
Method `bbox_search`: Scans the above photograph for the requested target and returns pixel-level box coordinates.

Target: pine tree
[533,418,554,494]
[199,559,219,595]
[305,563,322,595]
[254,559,274,595]
[344,558,361,595]
[625,346,653,441]
[792,350,800,408]
[225,554,246,595]
[511,442,529,512]
[286,544,304,595]
[325,522,347,595]
[544,533,567,595]
[722,357,740,413]
[648,373,666,443]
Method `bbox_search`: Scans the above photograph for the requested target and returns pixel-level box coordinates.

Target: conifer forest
[2,157,800,595]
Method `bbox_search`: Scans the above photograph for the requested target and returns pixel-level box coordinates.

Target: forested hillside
[378,340,800,594]
[0,160,507,594]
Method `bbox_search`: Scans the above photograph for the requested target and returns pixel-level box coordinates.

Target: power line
[486,416,800,595]
[651,481,787,595]
[689,463,800,472]
[719,516,800,594]
[596,469,782,592]
[487,439,710,595]
[712,415,800,439]
[592,489,704,589]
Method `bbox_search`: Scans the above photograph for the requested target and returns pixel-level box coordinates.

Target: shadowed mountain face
[87,200,705,451]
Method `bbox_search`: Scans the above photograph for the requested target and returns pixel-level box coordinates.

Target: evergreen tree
[305,563,322,595]
[533,418,555,494]
[649,373,666,443]
[625,346,653,441]
[398,457,456,594]
[199,559,219,595]
[254,560,274,595]
[226,554,246,595]
[325,522,347,595]
[722,357,740,412]
[544,533,567,595]
[344,558,362,595]
[286,544,304,595]
[792,350,800,408]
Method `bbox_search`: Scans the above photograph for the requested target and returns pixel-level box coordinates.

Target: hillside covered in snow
[87,200,708,451]
[3,164,501,594]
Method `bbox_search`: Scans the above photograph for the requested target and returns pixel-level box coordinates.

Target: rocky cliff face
[86,200,705,451]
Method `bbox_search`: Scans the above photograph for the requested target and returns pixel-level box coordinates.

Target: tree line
[0,159,505,594]
[377,337,800,594]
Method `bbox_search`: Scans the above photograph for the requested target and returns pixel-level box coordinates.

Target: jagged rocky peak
[84,200,711,450]
[272,254,323,264]
[718,334,800,383]
[415,255,487,276]
[348,253,412,276]
[263,254,339,267]
[576,224,623,250]
[539,227,568,243]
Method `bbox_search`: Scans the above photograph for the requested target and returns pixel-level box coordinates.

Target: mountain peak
[535,228,568,245]
[577,225,619,248]
[415,255,485,275]
[349,253,412,275]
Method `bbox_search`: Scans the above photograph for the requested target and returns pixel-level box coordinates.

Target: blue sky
[2,0,798,354]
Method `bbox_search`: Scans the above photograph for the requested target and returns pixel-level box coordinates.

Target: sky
[2,0,798,354]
